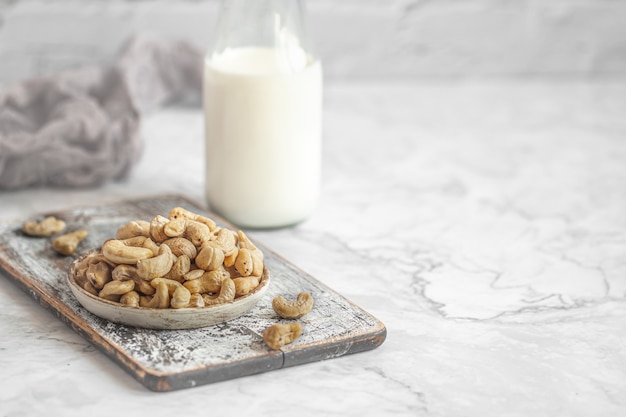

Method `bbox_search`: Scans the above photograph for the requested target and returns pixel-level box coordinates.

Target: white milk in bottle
[204,0,322,228]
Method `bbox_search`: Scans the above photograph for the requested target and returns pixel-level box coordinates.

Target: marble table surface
[1,79,625,416]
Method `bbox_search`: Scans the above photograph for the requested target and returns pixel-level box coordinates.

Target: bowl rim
[67,248,270,313]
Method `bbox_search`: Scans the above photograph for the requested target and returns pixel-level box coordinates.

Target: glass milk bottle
[204,0,322,228]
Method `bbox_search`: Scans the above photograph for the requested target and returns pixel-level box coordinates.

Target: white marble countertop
[1,80,625,416]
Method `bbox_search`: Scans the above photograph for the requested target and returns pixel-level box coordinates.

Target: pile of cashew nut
[72,207,266,309]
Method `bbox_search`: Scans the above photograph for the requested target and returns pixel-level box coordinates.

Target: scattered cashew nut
[22,216,66,237]
[263,322,303,350]
[52,229,88,256]
[272,292,314,319]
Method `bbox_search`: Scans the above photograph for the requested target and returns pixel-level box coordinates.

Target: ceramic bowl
[67,250,270,330]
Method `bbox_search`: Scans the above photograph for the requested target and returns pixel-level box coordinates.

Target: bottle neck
[209,0,316,71]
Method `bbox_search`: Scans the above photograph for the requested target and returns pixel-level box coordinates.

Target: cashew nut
[52,229,88,256]
[183,269,205,281]
[115,220,150,239]
[111,263,136,281]
[142,237,160,257]
[22,216,66,237]
[233,276,260,297]
[119,235,147,247]
[263,322,303,350]
[234,248,254,277]
[149,215,170,243]
[212,228,238,257]
[102,239,154,265]
[183,269,225,294]
[111,264,155,295]
[77,251,117,269]
[237,231,263,276]
[223,249,238,267]
[188,293,205,308]
[150,278,191,309]
[195,245,224,271]
[169,206,217,231]
[237,230,261,255]
[162,237,197,260]
[183,220,212,247]
[99,279,135,301]
[83,281,98,296]
[86,261,112,290]
[272,292,314,319]
[163,218,186,238]
[120,291,140,307]
[163,255,191,282]
[136,244,175,280]
[139,281,170,308]
[75,251,114,291]
[74,266,91,290]
[202,277,236,306]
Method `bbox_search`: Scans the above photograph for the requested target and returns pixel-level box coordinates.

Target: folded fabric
[0,34,203,189]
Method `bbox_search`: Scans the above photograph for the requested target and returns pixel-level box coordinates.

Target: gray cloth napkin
[0,34,203,189]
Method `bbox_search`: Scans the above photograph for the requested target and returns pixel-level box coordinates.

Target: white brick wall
[0,0,625,84]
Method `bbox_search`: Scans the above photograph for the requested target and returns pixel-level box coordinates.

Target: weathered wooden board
[0,194,386,392]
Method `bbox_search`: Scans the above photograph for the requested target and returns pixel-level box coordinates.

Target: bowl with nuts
[66,207,270,330]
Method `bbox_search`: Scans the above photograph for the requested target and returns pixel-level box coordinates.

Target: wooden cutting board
[0,195,386,392]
